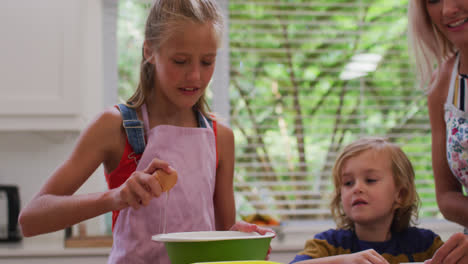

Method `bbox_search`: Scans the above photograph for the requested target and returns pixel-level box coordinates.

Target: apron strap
[197,111,219,168]
[447,53,461,105]
[117,104,146,154]
[197,111,213,128]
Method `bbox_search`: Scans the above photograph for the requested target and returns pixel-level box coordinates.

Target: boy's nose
[353,180,364,194]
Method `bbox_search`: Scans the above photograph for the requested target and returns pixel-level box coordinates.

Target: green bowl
[193,261,282,264]
[152,231,275,264]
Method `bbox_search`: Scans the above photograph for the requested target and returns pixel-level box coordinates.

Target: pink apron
[108,104,217,264]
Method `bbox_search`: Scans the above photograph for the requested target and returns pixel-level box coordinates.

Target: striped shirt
[290,227,443,264]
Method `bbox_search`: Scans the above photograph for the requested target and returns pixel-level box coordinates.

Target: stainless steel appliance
[0,185,21,242]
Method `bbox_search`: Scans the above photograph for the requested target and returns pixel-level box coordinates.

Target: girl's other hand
[426,232,468,264]
[112,158,171,210]
[230,220,275,235]
[230,221,276,260]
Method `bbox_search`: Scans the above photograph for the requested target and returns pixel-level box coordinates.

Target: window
[228,0,438,221]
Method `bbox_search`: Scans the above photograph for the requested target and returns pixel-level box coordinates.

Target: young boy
[290,137,467,264]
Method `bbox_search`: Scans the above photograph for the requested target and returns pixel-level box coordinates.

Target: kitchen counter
[0,228,300,263]
[0,232,110,264]
[0,219,462,264]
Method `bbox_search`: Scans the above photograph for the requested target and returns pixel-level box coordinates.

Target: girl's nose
[187,64,201,82]
[443,0,460,18]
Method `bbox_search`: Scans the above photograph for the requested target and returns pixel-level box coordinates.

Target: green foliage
[229,0,436,220]
[117,0,149,101]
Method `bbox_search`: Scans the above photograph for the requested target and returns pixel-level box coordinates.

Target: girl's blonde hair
[331,137,420,233]
[408,0,457,91]
[126,0,224,119]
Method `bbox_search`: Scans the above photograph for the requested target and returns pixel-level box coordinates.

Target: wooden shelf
[64,236,113,248]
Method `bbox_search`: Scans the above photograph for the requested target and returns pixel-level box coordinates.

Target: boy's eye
[366,178,377,183]
[343,180,353,186]
[427,0,440,4]
[202,61,213,66]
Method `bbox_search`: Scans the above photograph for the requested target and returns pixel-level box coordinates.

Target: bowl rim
[192,261,282,264]
[152,230,275,242]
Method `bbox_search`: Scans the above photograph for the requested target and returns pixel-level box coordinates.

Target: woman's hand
[111,158,174,210]
[230,221,276,260]
[425,232,468,264]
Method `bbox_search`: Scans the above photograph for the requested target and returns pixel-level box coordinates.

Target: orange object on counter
[242,213,280,226]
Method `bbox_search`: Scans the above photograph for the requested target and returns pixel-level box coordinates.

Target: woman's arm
[213,122,236,230]
[428,58,468,228]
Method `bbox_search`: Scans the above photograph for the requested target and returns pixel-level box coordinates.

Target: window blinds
[228,0,438,221]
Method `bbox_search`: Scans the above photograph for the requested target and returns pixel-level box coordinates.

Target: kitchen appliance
[0,185,21,242]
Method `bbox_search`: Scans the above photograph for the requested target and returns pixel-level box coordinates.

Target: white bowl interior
[152,231,275,242]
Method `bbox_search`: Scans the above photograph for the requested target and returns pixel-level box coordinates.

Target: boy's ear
[143,41,156,64]
[395,187,407,207]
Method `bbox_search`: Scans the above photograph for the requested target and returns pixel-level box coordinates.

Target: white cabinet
[0,0,104,130]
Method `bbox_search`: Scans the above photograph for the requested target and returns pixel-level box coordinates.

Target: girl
[18,1,267,263]
[290,137,459,264]
[408,0,468,262]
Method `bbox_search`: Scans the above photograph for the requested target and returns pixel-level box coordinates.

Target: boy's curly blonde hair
[330,137,420,233]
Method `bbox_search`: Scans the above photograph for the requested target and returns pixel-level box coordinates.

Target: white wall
[0,132,106,214]
[211,0,231,121]
[0,0,108,240]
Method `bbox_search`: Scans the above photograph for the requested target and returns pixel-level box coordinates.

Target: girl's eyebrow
[172,52,217,56]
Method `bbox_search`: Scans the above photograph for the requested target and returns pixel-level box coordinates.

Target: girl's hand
[112,158,173,210]
[348,249,389,264]
[230,220,275,235]
[426,233,468,264]
[230,221,276,260]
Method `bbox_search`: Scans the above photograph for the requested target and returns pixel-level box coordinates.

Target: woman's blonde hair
[330,137,420,233]
[126,0,224,119]
[408,0,457,91]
